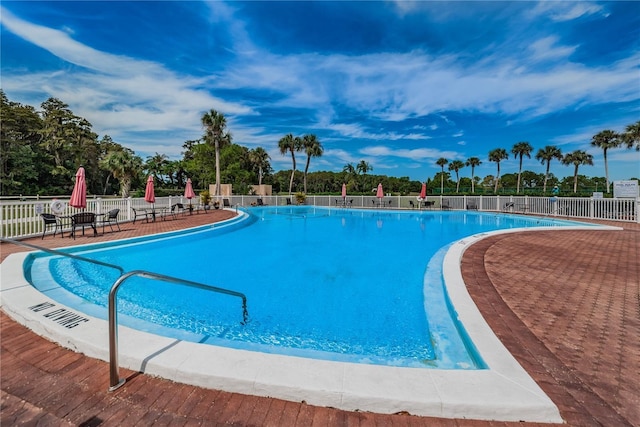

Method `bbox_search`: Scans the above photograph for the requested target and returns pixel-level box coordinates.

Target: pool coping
[0,219,618,422]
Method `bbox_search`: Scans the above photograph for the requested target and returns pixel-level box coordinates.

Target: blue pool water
[26,207,588,369]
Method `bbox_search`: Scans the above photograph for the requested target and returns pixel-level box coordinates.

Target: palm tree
[448,160,465,193]
[488,148,508,193]
[590,130,621,193]
[201,109,228,197]
[623,120,640,151]
[248,147,270,185]
[278,133,302,194]
[465,157,482,193]
[511,141,533,194]
[436,158,448,194]
[356,160,372,191]
[302,134,323,193]
[144,153,169,185]
[562,150,594,193]
[100,147,142,197]
[535,145,563,193]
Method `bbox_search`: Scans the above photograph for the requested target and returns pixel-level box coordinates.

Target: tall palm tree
[248,147,270,186]
[488,148,508,193]
[201,109,228,197]
[448,160,465,193]
[356,160,372,191]
[623,120,640,151]
[562,150,594,193]
[278,133,302,194]
[302,134,323,193]
[465,157,482,194]
[590,130,621,193]
[436,158,448,194]
[511,141,533,194]
[535,145,563,194]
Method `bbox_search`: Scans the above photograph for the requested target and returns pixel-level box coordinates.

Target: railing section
[2,194,638,238]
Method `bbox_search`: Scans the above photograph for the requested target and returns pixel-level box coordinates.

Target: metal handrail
[0,238,249,392]
[108,270,248,391]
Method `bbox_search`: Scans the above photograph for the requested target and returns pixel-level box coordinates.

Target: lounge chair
[41,213,63,239]
[99,208,121,233]
[503,202,515,212]
[423,200,435,209]
[70,212,97,239]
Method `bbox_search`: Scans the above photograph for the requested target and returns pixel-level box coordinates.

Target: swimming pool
[25,207,588,370]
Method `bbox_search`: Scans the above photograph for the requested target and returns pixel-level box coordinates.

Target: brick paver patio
[1,210,638,426]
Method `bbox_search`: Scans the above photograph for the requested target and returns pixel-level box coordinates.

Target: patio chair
[223,198,233,208]
[286,198,292,205]
[441,199,451,210]
[70,212,97,239]
[256,198,265,206]
[502,202,515,212]
[132,207,150,224]
[41,213,63,239]
[99,208,121,233]
[466,201,478,210]
[172,203,187,216]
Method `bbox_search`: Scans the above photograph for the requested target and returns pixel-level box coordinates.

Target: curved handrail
[108,270,248,391]
[0,239,249,392]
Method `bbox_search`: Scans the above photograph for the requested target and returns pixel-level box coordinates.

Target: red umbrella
[419,182,427,200]
[376,183,383,199]
[69,167,87,209]
[144,176,155,205]
[184,178,196,213]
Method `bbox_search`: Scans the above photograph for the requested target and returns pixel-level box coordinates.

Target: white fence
[1,194,638,240]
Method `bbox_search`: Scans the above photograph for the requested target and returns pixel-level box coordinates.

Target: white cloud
[529,2,608,22]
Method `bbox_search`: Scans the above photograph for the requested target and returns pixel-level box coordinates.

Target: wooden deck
[1,210,638,426]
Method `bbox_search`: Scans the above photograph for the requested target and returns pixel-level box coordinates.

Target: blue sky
[2,1,639,182]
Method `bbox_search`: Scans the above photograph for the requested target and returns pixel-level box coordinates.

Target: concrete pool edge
[1,224,617,422]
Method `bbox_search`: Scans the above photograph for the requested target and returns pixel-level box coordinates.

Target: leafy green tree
[465,157,481,194]
[623,121,640,151]
[201,109,230,197]
[562,150,594,193]
[590,130,621,193]
[488,148,508,193]
[302,134,323,194]
[0,91,43,195]
[278,134,302,194]
[511,141,533,194]
[535,145,563,194]
[448,160,465,193]
[436,157,448,194]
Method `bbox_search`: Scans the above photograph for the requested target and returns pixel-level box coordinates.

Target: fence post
[126,197,132,221]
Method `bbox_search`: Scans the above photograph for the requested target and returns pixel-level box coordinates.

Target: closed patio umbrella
[419,182,426,200]
[341,183,347,204]
[184,178,196,213]
[69,167,87,209]
[145,176,155,206]
[376,183,383,207]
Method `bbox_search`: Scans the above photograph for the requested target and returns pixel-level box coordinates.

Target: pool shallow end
[0,229,569,423]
